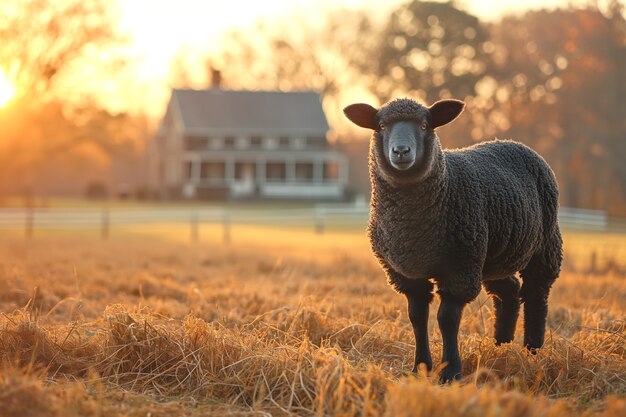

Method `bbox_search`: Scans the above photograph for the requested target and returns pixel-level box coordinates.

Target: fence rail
[0,205,370,241]
[0,205,624,241]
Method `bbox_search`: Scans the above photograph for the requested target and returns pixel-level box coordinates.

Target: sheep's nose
[392,145,411,156]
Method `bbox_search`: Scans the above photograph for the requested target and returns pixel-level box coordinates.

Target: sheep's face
[344,98,465,183]
[379,120,424,171]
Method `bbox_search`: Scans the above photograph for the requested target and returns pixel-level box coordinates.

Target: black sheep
[344,97,563,382]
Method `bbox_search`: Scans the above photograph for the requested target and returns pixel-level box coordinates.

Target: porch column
[225,157,235,185]
[286,158,295,182]
[313,159,324,183]
[256,157,266,183]
[339,156,349,184]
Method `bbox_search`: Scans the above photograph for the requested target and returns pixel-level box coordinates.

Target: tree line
[196,0,626,214]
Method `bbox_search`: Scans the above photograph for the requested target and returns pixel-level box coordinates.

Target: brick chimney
[210,67,221,89]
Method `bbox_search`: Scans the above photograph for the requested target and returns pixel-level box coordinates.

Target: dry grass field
[0,227,624,416]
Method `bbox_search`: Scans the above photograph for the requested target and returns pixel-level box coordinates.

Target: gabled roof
[169,89,329,134]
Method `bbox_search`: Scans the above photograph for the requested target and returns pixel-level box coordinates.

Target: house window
[224,136,236,148]
[291,138,306,149]
[324,161,340,181]
[209,138,222,149]
[264,138,278,149]
[266,162,286,181]
[236,137,249,149]
[306,137,326,149]
[184,136,208,150]
[200,161,225,180]
[295,162,314,182]
[250,136,263,148]
[278,136,290,148]
[235,162,256,180]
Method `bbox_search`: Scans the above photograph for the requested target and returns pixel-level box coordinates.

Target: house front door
[232,162,256,197]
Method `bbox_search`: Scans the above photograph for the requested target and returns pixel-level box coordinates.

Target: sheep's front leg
[437,292,466,383]
[405,279,435,373]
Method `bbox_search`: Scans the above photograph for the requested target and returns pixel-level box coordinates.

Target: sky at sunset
[108,0,586,119]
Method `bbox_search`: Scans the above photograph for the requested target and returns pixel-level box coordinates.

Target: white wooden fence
[0,204,623,241]
[0,204,369,241]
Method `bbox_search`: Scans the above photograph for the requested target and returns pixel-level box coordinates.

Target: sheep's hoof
[524,344,541,355]
[524,338,544,355]
[411,361,432,375]
[438,365,462,384]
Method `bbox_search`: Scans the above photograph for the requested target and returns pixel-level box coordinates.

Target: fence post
[101,208,110,239]
[314,206,325,234]
[190,211,199,243]
[25,206,34,238]
[222,211,231,243]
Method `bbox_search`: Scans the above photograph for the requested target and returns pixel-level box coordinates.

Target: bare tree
[366,1,491,104]
[489,6,626,211]
[0,0,138,196]
[0,0,123,101]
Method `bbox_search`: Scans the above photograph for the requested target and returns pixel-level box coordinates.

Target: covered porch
[182,151,348,200]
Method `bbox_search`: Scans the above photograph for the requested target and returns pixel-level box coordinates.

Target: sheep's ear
[343,103,379,130]
[428,99,465,128]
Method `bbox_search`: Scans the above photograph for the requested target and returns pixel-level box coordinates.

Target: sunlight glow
[0,69,16,107]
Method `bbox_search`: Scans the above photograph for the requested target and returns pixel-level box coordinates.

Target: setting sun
[0,68,16,107]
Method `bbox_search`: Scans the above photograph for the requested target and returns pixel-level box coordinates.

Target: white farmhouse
[152,88,348,200]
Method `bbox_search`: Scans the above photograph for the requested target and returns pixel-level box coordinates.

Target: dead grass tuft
[0,367,60,417]
[0,312,95,376]
[461,333,626,401]
[385,378,577,417]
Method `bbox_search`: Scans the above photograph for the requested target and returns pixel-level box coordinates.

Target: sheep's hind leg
[520,252,559,351]
[483,276,520,345]
[404,279,435,373]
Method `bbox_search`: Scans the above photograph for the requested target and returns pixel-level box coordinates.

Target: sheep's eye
[378,122,385,131]
[421,121,428,131]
